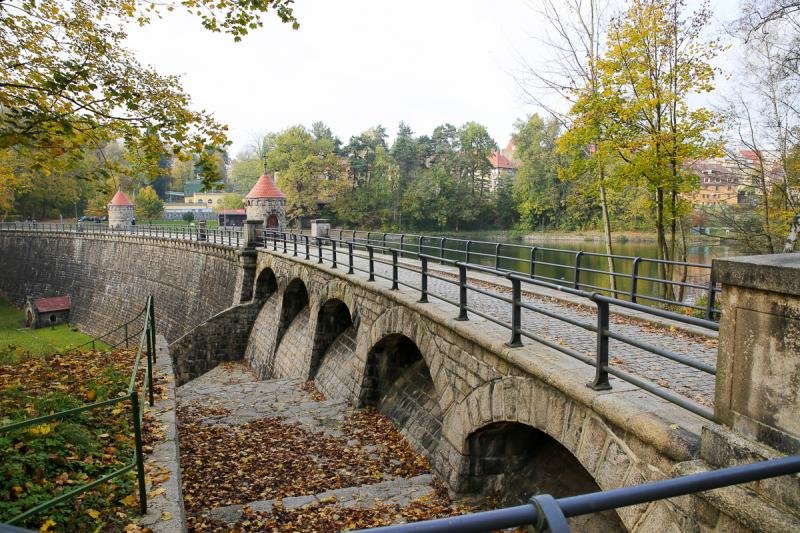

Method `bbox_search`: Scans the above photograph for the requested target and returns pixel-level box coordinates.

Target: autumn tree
[267,126,350,225]
[135,186,163,223]
[0,0,298,216]
[600,0,722,292]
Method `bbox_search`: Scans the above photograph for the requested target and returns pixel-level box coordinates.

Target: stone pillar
[713,253,800,454]
[243,219,263,249]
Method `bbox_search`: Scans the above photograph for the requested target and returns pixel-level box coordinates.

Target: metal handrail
[355,455,800,532]
[0,296,157,524]
[276,227,721,320]
[261,230,717,420]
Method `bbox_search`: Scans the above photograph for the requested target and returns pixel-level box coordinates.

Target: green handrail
[0,295,156,524]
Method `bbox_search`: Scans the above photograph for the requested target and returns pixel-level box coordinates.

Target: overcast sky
[124,0,742,157]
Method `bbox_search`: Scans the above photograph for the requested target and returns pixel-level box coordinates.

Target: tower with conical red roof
[107,190,134,229]
[245,172,286,232]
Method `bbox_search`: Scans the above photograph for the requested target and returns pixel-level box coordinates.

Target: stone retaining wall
[171,301,261,385]
[0,231,244,341]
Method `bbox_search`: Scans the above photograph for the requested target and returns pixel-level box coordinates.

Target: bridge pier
[680,254,800,531]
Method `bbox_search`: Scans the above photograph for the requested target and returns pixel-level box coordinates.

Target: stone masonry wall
[0,232,242,342]
[272,307,310,378]
[170,301,261,385]
[244,295,281,378]
[314,326,359,401]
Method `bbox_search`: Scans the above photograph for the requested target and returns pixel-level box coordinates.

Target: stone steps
[205,474,435,525]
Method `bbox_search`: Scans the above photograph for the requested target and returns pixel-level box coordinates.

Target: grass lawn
[0,297,105,359]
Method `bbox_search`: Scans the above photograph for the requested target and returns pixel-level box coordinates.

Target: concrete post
[713,253,800,454]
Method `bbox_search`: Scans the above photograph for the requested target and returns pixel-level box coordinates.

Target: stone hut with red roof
[24,295,70,329]
[108,190,135,229]
[245,173,286,232]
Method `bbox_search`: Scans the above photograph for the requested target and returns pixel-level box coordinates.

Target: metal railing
[258,230,717,420]
[354,455,800,532]
[0,221,242,247]
[0,296,157,525]
[288,228,720,320]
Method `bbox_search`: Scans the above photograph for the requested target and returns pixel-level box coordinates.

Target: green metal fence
[0,296,157,525]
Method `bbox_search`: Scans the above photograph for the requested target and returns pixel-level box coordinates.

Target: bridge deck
[294,244,717,407]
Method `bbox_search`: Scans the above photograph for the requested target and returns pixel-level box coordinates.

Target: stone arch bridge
[0,228,797,531]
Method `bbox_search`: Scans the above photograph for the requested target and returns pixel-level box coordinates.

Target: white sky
[124,0,743,157]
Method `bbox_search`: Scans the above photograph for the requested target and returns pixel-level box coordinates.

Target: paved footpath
[286,244,717,408]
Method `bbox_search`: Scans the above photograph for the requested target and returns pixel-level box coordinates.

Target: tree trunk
[656,187,668,299]
[598,179,617,297]
[784,214,800,253]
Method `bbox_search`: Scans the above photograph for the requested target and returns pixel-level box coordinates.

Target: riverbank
[426,229,721,246]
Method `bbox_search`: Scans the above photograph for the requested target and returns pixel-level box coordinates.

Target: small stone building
[244,173,286,232]
[25,295,71,329]
[108,190,135,229]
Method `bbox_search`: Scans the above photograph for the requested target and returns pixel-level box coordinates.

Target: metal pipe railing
[264,230,717,420]
[355,455,800,532]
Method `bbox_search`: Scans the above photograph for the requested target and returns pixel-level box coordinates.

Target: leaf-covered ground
[177,373,478,532]
[0,347,166,532]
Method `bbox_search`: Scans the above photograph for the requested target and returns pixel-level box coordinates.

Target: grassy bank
[0,297,104,359]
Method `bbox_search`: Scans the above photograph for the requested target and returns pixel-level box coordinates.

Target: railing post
[317,237,323,264]
[456,263,468,321]
[347,242,354,274]
[367,246,375,281]
[400,234,405,259]
[331,239,338,268]
[131,392,147,514]
[418,256,429,303]
[293,233,298,256]
[282,233,287,254]
[382,232,388,252]
[304,235,310,260]
[573,251,584,289]
[506,275,523,347]
[273,231,278,251]
[440,237,446,265]
[352,229,357,243]
[530,246,538,279]
[418,235,423,258]
[390,250,399,289]
[146,328,154,406]
[588,299,612,391]
[495,243,502,270]
[367,231,372,247]
[705,271,717,320]
[630,257,641,303]
[466,240,472,263]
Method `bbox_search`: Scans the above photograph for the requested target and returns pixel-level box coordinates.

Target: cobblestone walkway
[177,363,461,530]
[301,245,718,407]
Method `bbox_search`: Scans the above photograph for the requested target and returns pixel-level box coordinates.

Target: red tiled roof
[246,174,285,199]
[34,295,71,313]
[489,152,515,170]
[218,209,246,215]
[109,190,133,206]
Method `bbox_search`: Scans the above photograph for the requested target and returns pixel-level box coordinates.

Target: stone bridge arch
[252,267,278,301]
[354,307,452,458]
[271,276,312,378]
[441,377,681,531]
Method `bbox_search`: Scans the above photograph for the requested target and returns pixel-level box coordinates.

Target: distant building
[218,209,247,228]
[487,142,518,191]
[687,159,741,207]
[188,191,228,207]
[108,190,134,229]
[162,204,215,221]
[245,173,286,232]
[25,295,70,329]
